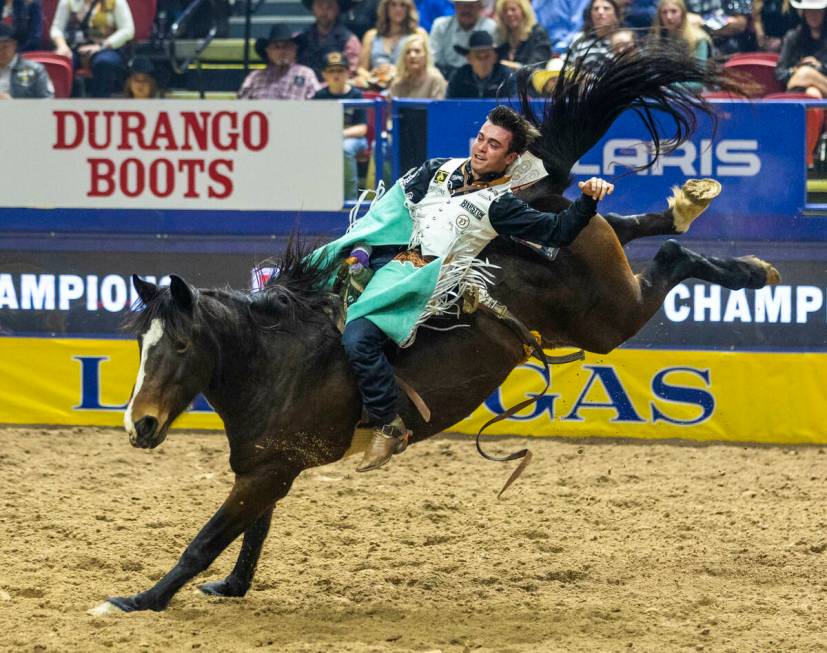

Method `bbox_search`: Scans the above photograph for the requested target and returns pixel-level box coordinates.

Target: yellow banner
[0,337,825,444]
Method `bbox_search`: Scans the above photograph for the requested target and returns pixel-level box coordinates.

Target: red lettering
[118,112,149,150]
[54,111,83,149]
[177,159,206,198]
[212,111,239,151]
[86,111,114,150]
[119,158,146,198]
[149,159,175,198]
[181,111,210,151]
[87,158,116,197]
[242,112,268,151]
[208,159,234,199]
[147,112,177,151]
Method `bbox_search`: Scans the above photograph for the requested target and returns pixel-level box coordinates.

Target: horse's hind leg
[603,179,722,245]
[645,239,781,292]
[575,238,780,354]
[197,508,274,598]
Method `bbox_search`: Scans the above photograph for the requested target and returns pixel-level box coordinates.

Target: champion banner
[0,337,824,444]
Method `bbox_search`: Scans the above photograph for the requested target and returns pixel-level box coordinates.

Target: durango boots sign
[0,101,344,210]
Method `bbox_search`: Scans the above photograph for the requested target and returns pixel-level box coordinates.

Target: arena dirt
[0,427,825,653]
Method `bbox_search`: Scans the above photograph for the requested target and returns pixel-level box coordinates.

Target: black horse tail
[515,44,747,194]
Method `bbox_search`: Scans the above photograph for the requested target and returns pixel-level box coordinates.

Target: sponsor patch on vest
[455,215,470,230]
[460,199,484,220]
[434,170,448,184]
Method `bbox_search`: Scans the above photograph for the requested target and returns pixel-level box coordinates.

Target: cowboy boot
[356,415,410,472]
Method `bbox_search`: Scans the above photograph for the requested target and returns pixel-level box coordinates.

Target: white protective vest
[407,158,511,260]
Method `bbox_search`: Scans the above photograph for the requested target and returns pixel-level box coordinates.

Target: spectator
[0,23,52,97]
[417,0,454,30]
[239,24,320,99]
[296,0,362,80]
[494,0,551,68]
[754,0,798,51]
[567,0,621,68]
[430,0,496,79]
[446,29,514,96]
[388,32,447,96]
[356,0,427,89]
[684,0,753,56]
[609,26,639,51]
[2,0,43,51]
[50,0,134,97]
[343,0,380,39]
[776,0,827,97]
[650,0,712,60]
[123,55,160,98]
[534,0,591,54]
[313,51,369,200]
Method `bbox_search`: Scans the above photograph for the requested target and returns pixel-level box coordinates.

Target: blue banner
[425,99,824,241]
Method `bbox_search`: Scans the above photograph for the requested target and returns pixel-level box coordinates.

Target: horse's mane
[124,237,340,338]
[513,43,746,194]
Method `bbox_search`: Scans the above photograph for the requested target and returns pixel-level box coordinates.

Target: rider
[319,105,614,472]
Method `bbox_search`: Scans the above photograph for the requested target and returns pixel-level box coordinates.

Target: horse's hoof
[742,256,781,286]
[87,600,127,617]
[669,178,722,233]
[196,579,247,598]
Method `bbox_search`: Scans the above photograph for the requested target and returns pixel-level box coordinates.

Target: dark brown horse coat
[93,46,779,614]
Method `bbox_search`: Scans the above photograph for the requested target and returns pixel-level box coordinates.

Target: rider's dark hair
[487,105,540,154]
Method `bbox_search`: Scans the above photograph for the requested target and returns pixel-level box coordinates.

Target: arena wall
[1,99,825,443]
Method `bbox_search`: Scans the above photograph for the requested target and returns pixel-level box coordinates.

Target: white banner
[0,100,344,211]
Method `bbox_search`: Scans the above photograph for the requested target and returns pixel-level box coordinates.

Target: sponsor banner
[0,337,824,444]
[639,259,827,350]
[0,101,343,211]
[0,248,273,335]
[1,246,826,350]
[0,337,220,429]
[425,100,808,229]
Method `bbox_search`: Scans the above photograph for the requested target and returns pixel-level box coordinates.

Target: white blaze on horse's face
[124,318,165,438]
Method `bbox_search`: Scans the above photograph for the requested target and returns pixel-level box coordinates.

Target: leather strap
[395,374,432,423]
[476,303,584,498]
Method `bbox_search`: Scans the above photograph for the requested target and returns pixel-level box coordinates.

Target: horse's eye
[175,340,191,354]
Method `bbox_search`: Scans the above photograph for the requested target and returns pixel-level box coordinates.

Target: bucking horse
[91,46,780,614]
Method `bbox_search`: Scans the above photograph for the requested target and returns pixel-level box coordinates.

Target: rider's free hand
[578,177,614,201]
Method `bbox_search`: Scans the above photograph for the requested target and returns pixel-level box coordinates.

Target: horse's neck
[202,316,345,435]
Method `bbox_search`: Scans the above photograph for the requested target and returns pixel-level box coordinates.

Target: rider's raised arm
[400,158,450,204]
[488,192,598,248]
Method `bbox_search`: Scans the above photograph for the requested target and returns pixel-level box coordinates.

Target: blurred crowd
[2,0,827,192]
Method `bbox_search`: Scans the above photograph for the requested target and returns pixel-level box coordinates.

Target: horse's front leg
[91,465,300,613]
[196,507,274,598]
[602,179,722,245]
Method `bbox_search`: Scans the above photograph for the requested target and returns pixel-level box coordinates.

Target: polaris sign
[425,100,805,220]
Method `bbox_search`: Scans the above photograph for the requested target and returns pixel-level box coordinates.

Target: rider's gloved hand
[578,177,614,201]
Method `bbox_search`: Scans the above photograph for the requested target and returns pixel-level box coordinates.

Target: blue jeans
[78,48,125,98]
[341,317,398,425]
[343,136,368,200]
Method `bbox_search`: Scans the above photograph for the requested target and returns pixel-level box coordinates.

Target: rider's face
[470,121,518,177]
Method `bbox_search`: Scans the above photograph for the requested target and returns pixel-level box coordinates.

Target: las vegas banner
[0,101,344,211]
[0,336,824,444]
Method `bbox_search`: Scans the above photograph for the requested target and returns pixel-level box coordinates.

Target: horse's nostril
[134,416,159,441]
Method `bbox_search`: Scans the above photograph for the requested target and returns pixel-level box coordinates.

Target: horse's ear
[169,275,194,312]
[132,275,158,305]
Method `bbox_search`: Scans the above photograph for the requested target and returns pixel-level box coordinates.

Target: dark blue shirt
[312,85,367,128]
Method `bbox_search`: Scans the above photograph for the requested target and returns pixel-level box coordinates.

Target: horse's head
[124,274,215,449]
